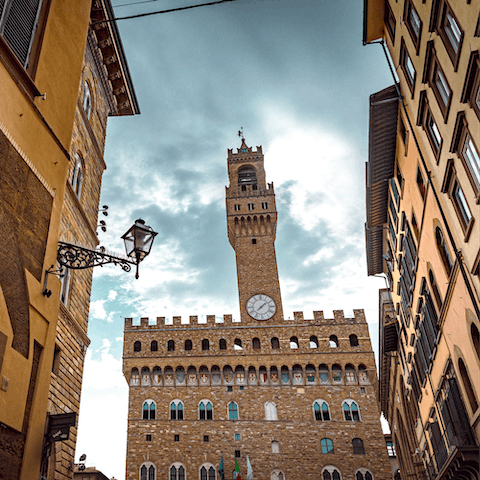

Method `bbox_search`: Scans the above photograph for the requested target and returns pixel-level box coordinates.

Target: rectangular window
[248,203,254,211]
[235,433,241,441]
[235,450,241,458]
[390,177,400,206]
[435,0,464,69]
[385,1,396,43]
[400,39,416,94]
[419,93,442,160]
[261,202,268,209]
[399,115,408,152]
[146,435,152,441]
[204,436,209,442]
[174,435,179,442]
[234,204,240,211]
[417,166,427,200]
[404,0,422,51]
[227,386,233,392]
[461,52,480,121]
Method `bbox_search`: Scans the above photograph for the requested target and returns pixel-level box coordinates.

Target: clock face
[247,294,276,320]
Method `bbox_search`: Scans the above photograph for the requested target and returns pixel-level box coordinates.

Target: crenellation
[333,310,345,323]
[190,315,198,324]
[157,316,165,326]
[353,309,366,323]
[125,317,133,329]
[313,311,324,322]
[223,314,232,324]
[173,316,181,326]
[140,317,149,327]
[206,315,215,325]
[293,311,304,321]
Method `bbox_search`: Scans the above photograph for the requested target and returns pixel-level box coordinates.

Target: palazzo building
[364,1,480,480]
[123,140,391,480]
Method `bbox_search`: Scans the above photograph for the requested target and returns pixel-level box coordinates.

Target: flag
[233,457,242,480]
[219,455,224,480]
[246,455,253,480]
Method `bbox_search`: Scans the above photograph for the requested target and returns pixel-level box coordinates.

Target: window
[384,1,396,42]
[451,112,480,195]
[343,400,361,421]
[71,154,83,199]
[435,227,453,276]
[202,339,209,351]
[199,400,213,420]
[248,203,254,210]
[442,160,474,238]
[170,400,184,420]
[289,336,299,349]
[228,401,238,420]
[131,368,140,386]
[146,434,152,441]
[150,341,158,352]
[134,341,141,352]
[319,364,329,383]
[238,166,257,185]
[169,464,185,480]
[203,435,209,442]
[313,400,331,421]
[322,467,341,480]
[235,450,241,458]
[349,334,358,347]
[321,438,334,454]
[417,166,427,200]
[227,386,233,392]
[418,92,442,159]
[271,337,280,349]
[234,338,242,350]
[252,337,261,349]
[461,52,480,121]
[262,202,268,209]
[141,367,151,386]
[345,364,356,383]
[265,401,277,420]
[271,470,285,480]
[329,335,339,348]
[0,0,44,67]
[458,358,479,412]
[332,364,342,383]
[234,204,240,211]
[386,440,396,457]
[438,1,463,68]
[140,463,156,480]
[352,438,365,454]
[472,323,480,361]
[200,465,215,480]
[184,339,192,351]
[142,400,156,420]
[356,470,373,480]
[404,0,422,51]
[271,441,279,453]
[167,340,175,351]
[400,39,416,94]
[424,42,451,119]
[235,433,241,441]
[306,364,316,384]
[309,335,318,348]
[251,238,256,245]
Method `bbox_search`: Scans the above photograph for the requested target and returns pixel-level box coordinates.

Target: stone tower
[123,140,391,480]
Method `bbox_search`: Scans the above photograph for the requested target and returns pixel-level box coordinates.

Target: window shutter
[1,0,42,67]
[447,377,476,445]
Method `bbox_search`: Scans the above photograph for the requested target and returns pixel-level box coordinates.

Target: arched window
[164,366,174,385]
[169,464,185,480]
[319,364,330,383]
[471,323,480,361]
[238,165,257,186]
[170,400,184,420]
[343,400,361,421]
[306,364,316,384]
[199,400,213,420]
[176,366,185,385]
[252,337,261,349]
[150,341,158,352]
[270,366,279,384]
[292,364,303,384]
[234,338,243,350]
[355,469,373,480]
[82,81,92,119]
[140,463,156,480]
[349,334,359,347]
[428,269,443,311]
[141,367,151,386]
[71,154,83,199]
[352,438,365,454]
[235,366,245,384]
[202,339,210,351]
[329,335,339,348]
[211,365,221,384]
[313,400,331,421]
[228,401,238,420]
[310,335,319,348]
[320,438,334,454]
[259,366,268,384]
[185,339,192,351]
[200,464,216,480]
[458,358,479,412]
[248,366,257,384]
[142,400,155,419]
[187,366,197,385]
[219,338,227,350]
[290,336,299,349]
[265,401,277,420]
[152,367,161,386]
[322,466,341,480]
[130,368,140,386]
[167,340,175,351]
[345,364,356,383]
[134,341,141,352]
[223,365,234,385]
[271,441,280,453]
[358,365,369,384]
[332,364,342,383]
[271,469,284,480]
[435,227,453,276]
[271,337,280,349]
[281,366,289,384]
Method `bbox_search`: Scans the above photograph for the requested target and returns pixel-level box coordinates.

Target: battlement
[227,145,263,158]
[124,310,366,330]
[226,183,274,198]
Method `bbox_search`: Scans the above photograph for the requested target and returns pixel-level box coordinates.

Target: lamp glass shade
[122,219,157,261]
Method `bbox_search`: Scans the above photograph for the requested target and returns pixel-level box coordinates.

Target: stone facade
[123,140,391,480]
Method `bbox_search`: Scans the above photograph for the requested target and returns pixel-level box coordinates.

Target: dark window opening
[134,341,141,352]
[219,338,227,350]
[174,435,179,442]
[202,339,210,351]
[146,435,152,441]
[252,238,257,245]
[185,339,192,351]
[235,450,241,458]
[150,341,158,352]
[167,340,175,351]
[204,435,209,442]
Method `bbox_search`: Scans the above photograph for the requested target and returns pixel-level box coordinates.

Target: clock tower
[226,137,284,323]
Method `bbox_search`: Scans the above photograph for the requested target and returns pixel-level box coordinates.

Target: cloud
[89,299,107,320]
[108,290,118,301]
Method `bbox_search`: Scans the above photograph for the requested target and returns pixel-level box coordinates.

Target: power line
[92,0,237,24]
[113,0,161,9]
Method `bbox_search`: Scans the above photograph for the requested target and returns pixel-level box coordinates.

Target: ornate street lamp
[43,219,157,296]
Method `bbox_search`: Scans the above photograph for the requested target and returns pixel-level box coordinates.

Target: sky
[75,1,393,477]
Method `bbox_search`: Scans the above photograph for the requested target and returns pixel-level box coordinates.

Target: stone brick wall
[124,311,391,480]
